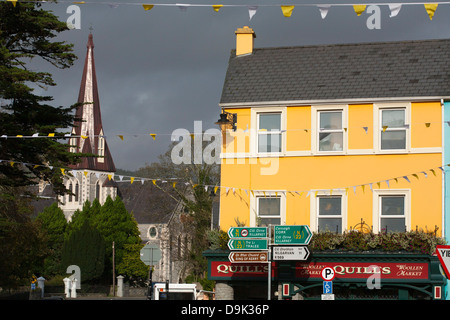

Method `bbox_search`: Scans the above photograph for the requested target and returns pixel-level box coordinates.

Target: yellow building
[217,26,447,236]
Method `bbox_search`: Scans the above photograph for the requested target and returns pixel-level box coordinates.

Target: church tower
[59,33,117,220]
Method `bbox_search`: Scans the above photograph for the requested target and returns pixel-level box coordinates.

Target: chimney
[235,26,255,56]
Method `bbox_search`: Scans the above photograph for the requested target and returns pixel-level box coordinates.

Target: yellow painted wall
[219,102,443,235]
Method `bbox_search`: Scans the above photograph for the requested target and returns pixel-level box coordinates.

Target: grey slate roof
[219,39,450,105]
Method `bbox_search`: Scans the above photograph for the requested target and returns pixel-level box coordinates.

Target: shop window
[317,196,342,233]
[318,110,344,152]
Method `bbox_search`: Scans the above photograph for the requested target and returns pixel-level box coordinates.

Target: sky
[35,0,450,171]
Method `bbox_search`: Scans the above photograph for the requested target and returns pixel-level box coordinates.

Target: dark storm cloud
[39,1,450,170]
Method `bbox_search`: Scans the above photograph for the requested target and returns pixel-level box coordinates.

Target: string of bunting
[1,158,448,197]
[1,119,448,140]
[2,0,447,20]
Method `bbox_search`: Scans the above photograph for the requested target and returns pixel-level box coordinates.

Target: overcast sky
[36,1,450,171]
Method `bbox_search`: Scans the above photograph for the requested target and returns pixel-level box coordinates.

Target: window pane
[380,218,405,233]
[320,111,342,130]
[381,196,404,216]
[259,217,281,227]
[381,131,406,150]
[258,197,281,216]
[319,197,341,215]
[259,113,281,131]
[319,132,343,151]
[258,133,281,152]
[318,218,342,233]
[382,109,405,128]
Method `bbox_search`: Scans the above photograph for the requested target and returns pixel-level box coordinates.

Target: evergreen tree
[0,1,80,196]
[35,202,67,277]
[61,219,105,283]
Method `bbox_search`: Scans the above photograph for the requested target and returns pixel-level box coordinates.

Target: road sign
[140,243,162,266]
[323,281,333,294]
[321,294,335,300]
[272,246,310,261]
[321,267,336,281]
[436,245,450,278]
[228,227,267,239]
[228,251,268,263]
[228,239,268,250]
[274,225,312,245]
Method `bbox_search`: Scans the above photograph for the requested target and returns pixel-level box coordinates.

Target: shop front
[204,250,446,300]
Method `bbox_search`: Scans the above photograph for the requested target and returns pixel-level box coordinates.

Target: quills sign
[296,262,429,280]
[209,261,429,281]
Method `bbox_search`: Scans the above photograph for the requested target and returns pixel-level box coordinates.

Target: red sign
[210,261,276,279]
[296,262,429,280]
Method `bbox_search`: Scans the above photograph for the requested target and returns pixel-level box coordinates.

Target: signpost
[140,243,162,299]
[273,246,310,261]
[228,227,267,239]
[228,238,268,250]
[436,245,450,278]
[321,267,335,300]
[274,225,312,245]
[228,251,268,263]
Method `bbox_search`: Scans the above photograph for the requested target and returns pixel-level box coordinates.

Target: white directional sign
[273,246,310,261]
[436,245,450,278]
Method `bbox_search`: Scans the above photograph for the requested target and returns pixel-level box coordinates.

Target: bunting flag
[388,3,402,17]
[424,3,438,20]
[281,5,295,17]
[248,5,257,20]
[353,5,366,16]
[317,4,331,19]
[212,4,222,12]
[7,0,17,6]
[142,4,154,11]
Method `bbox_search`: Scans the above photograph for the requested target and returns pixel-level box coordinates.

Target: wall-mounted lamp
[215,110,237,131]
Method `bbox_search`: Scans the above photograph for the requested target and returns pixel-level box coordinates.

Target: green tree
[116,244,149,286]
[0,1,79,196]
[61,219,105,283]
[35,202,67,277]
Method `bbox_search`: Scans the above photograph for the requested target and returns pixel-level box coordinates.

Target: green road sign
[228,239,268,250]
[228,227,267,239]
[274,225,312,245]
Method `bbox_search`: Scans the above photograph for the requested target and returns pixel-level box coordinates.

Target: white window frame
[250,191,286,227]
[310,190,347,233]
[373,189,410,233]
[374,103,410,153]
[251,107,286,156]
[312,105,348,155]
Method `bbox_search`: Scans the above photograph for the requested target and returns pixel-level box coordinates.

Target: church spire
[71,33,115,172]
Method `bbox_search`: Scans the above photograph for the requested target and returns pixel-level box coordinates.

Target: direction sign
[272,246,310,261]
[140,243,162,266]
[228,227,267,239]
[436,245,450,278]
[228,251,268,263]
[228,239,268,250]
[321,267,336,281]
[274,225,312,245]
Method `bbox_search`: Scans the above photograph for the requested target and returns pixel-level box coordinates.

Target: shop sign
[209,261,276,280]
[296,262,429,280]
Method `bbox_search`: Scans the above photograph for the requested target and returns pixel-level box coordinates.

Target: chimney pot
[235,26,255,56]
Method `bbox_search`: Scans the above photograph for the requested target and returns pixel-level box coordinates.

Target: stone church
[38,33,193,284]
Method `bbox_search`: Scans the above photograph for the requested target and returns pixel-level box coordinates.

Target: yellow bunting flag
[193,184,198,189]
[48,133,55,137]
[214,186,219,194]
[382,125,388,132]
[361,185,365,193]
[130,177,135,184]
[61,168,65,175]
[10,161,14,167]
[150,133,156,140]
[190,133,195,139]
[81,135,88,139]
[281,5,295,17]
[33,165,40,169]
[108,174,112,180]
[425,123,431,127]
[353,5,366,16]
[430,169,436,176]
[7,0,17,7]
[84,171,88,177]
[143,4,154,11]
[117,135,124,141]
[412,173,419,180]
[172,182,177,188]
[152,179,156,185]
[424,4,438,20]
[73,1,85,3]
[212,5,223,12]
